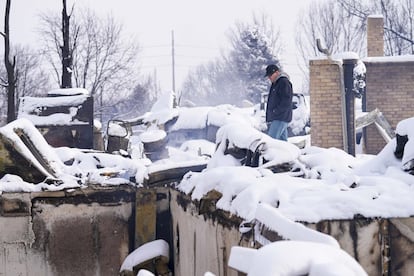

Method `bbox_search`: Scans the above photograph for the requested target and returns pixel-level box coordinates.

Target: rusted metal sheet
[144,163,207,186]
[135,190,157,248]
[0,196,30,217]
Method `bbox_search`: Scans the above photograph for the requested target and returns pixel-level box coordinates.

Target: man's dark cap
[264,64,279,77]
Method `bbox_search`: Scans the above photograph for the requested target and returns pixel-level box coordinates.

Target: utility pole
[171,30,176,92]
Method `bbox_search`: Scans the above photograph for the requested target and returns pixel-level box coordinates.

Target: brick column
[309,59,344,150]
[367,15,384,57]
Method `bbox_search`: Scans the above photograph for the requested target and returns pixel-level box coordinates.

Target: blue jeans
[267,120,288,141]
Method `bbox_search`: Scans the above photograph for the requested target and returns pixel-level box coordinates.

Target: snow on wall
[18,95,91,126]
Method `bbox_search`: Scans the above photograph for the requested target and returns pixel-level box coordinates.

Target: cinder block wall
[0,188,135,276]
[364,59,414,154]
[309,59,344,150]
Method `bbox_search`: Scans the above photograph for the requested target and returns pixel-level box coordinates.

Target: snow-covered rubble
[3,99,414,275]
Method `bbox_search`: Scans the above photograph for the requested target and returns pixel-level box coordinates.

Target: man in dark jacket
[264,64,293,141]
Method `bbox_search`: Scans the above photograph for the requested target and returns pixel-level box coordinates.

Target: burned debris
[18,88,95,149]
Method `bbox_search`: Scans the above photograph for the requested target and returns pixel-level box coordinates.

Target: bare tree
[338,0,414,55]
[0,46,53,123]
[61,0,75,88]
[39,6,142,122]
[1,0,17,122]
[295,0,366,92]
[12,46,51,98]
[39,5,78,88]
[71,10,140,122]
[71,10,139,98]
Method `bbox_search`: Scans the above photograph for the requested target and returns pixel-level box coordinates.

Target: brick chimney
[367,15,384,56]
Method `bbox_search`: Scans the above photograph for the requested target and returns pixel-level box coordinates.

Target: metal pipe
[343,59,357,156]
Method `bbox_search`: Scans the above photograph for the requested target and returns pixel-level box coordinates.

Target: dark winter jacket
[265,73,293,123]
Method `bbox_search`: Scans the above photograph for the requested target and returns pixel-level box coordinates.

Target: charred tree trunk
[61,0,72,88]
[2,0,17,122]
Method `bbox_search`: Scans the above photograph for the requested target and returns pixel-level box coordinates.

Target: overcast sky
[1,0,314,93]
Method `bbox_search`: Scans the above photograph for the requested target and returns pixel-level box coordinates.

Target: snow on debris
[229,240,368,276]
[18,94,91,126]
[255,203,339,247]
[177,125,414,223]
[4,96,414,275]
[0,118,149,193]
[0,118,65,178]
[119,239,169,272]
[3,107,414,226]
[47,88,89,96]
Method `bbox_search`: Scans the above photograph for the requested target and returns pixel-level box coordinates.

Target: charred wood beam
[356,108,395,142]
[144,164,207,187]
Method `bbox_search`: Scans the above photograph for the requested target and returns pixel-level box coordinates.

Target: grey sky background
[1,0,313,93]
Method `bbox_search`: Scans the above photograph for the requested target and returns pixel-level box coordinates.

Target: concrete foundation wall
[305,219,382,275]
[169,190,250,276]
[0,187,135,276]
[2,187,414,275]
[170,189,414,276]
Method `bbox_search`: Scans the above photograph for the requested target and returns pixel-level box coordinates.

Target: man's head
[264,64,280,81]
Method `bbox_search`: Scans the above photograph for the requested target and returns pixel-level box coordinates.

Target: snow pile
[0,174,75,193]
[120,239,169,272]
[255,203,339,247]
[47,88,89,96]
[143,103,264,132]
[0,118,149,193]
[177,128,414,223]
[55,146,149,186]
[0,118,65,178]
[137,270,155,276]
[212,123,301,167]
[3,113,414,224]
[3,100,414,275]
[289,94,310,136]
[137,90,308,143]
[395,117,414,166]
[140,90,179,126]
[18,95,91,126]
[229,241,367,276]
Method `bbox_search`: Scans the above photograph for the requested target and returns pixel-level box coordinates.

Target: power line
[141,44,170,48]
[141,44,220,51]
[175,44,220,51]
[140,55,171,58]
[140,64,171,68]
